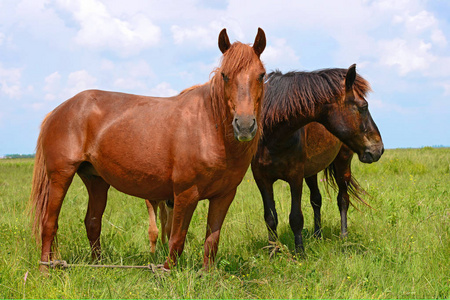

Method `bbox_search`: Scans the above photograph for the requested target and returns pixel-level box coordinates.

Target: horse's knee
[337,192,350,211]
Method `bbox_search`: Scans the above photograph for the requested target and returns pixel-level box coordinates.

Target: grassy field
[0,148,449,298]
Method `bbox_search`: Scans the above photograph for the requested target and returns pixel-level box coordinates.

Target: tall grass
[0,148,449,298]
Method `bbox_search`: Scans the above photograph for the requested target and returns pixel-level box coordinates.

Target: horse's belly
[87,155,174,200]
[304,144,341,177]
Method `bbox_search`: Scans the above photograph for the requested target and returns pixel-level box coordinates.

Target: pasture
[0,147,449,298]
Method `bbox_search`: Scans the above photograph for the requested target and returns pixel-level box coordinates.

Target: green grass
[0,148,449,298]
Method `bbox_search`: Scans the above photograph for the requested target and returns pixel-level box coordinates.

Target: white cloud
[261,38,300,70]
[149,82,178,97]
[171,21,230,49]
[65,70,97,96]
[431,29,447,47]
[172,25,215,46]
[0,63,22,98]
[394,10,437,32]
[427,57,450,78]
[44,72,62,101]
[110,60,155,91]
[378,39,436,75]
[35,70,97,110]
[10,0,74,47]
[56,0,161,56]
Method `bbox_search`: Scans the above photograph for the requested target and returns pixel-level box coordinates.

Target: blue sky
[1,0,449,155]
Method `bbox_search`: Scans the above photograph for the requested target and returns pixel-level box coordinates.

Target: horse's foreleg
[253,173,278,245]
[305,174,322,238]
[145,199,159,253]
[289,177,305,254]
[40,168,76,271]
[164,186,199,269]
[80,175,110,260]
[203,189,237,270]
[333,145,353,238]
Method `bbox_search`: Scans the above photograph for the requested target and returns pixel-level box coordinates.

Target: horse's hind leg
[40,167,77,269]
[333,145,354,238]
[159,201,172,244]
[79,174,110,260]
[305,174,322,238]
[145,199,159,253]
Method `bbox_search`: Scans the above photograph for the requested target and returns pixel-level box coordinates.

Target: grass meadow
[0,147,449,298]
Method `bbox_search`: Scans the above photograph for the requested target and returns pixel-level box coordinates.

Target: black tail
[323,163,371,209]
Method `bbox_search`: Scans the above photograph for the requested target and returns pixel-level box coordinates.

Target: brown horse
[30,28,267,271]
[251,65,383,253]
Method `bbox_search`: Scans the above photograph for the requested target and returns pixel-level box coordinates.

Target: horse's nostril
[250,119,256,132]
[234,118,241,130]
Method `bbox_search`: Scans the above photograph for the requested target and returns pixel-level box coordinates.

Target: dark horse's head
[213,28,266,142]
[321,64,384,163]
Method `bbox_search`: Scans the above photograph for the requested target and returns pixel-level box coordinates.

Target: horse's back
[41,89,174,159]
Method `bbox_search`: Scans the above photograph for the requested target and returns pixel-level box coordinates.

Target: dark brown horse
[267,122,369,241]
[30,28,267,271]
[251,65,384,253]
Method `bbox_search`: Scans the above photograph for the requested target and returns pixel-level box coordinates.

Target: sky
[0,0,449,155]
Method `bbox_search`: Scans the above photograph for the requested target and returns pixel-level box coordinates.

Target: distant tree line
[3,154,35,159]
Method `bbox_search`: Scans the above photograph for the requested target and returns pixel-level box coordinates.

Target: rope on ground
[39,260,170,273]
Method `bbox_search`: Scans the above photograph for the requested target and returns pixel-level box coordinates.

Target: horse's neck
[263,113,316,150]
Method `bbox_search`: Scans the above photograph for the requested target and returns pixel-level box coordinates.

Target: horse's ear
[253,28,266,58]
[218,28,231,54]
[345,64,357,92]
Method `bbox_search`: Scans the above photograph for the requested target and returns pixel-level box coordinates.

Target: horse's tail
[29,113,52,243]
[323,163,371,209]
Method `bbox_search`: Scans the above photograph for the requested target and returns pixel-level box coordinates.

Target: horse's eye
[358,104,368,113]
[258,72,266,82]
[221,72,229,83]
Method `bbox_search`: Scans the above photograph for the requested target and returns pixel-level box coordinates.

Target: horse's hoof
[39,264,50,276]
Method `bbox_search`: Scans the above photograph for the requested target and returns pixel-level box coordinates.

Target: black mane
[262,68,371,130]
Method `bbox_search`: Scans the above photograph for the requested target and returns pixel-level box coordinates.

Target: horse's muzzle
[233,115,257,142]
[359,144,384,163]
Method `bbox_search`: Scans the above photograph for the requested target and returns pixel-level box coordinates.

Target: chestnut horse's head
[213,28,266,142]
[321,64,384,163]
